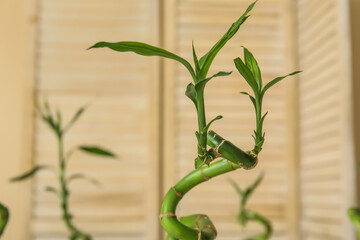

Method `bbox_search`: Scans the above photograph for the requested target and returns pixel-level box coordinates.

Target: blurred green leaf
[0,203,9,236]
[228,178,244,196]
[243,47,262,89]
[79,146,117,158]
[88,41,196,80]
[261,71,301,96]
[68,173,101,187]
[243,173,264,202]
[10,165,51,182]
[198,0,257,79]
[45,186,59,196]
[64,106,86,132]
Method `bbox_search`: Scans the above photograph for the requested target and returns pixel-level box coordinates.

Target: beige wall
[0,0,36,239]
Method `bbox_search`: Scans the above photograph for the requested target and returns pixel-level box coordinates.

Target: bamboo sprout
[10,100,117,240]
[229,174,272,240]
[0,203,9,238]
[89,0,299,238]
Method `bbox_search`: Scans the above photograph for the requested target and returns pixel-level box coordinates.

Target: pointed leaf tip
[10,165,51,182]
[261,70,301,96]
[88,41,196,80]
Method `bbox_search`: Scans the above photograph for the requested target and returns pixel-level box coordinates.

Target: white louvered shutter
[297,0,356,239]
[33,0,160,239]
[163,0,299,239]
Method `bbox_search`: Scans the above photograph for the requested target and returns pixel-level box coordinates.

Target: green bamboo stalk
[0,203,9,238]
[11,100,117,240]
[229,174,272,240]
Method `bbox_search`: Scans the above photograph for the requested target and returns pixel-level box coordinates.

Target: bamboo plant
[89,1,299,239]
[229,173,272,240]
[11,100,117,240]
[0,203,9,238]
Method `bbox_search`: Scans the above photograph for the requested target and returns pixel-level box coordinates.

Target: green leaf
[64,105,86,132]
[204,115,223,132]
[89,41,196,80]
[260,112,268,126]
[10,165,51,182]
[192,41,200,76]
[45,186,59,196]
[195,157,205,169]
[228,178,244,196]
[185,83,197,108]
[240,92,256,109]
[243,47,262,89]
[243,173,264,201]
[67,173,101,187]
[195,71,232,92]
[261,71,301,96]
[234,57,258,94]
[198,1,257,78]
[79,146,117,158]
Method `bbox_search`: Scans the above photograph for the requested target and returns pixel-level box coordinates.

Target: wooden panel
[297,0,355,239]
[33,0,160,239]
[163,0,298,239]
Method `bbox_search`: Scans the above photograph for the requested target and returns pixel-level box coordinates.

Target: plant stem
[242,211,272,240]
[161,157,256,240]
[57,134,91,240]
[196,88,207,159]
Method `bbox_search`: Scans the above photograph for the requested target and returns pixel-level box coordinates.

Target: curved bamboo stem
[161,145,257,240]
[241,211,272,240]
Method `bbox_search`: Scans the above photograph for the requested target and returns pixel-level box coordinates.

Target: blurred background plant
[10,100,117,240]
[229,173,272,240]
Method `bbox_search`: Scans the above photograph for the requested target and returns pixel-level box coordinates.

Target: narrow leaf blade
[228,178,244,196]
[89,41,196,80]
[262,71,301,95]
[243,47,262,89]
[79,146,117,158]
[204,115,223,132]
[10,165,50,182]
[198,1,257,78]
[45,186,59,196]
[192,41,200,75]
[68,173,101,187]
[64,106,86,132]
[195,71,232,92]
[234,58,258,94]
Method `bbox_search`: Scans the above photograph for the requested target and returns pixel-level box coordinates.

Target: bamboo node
[171,187,183,198]
[215,139,226,152]
[229,161,235,170]
[200,167,211,181]
[243,152,258,170]
[159,212,176,221]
